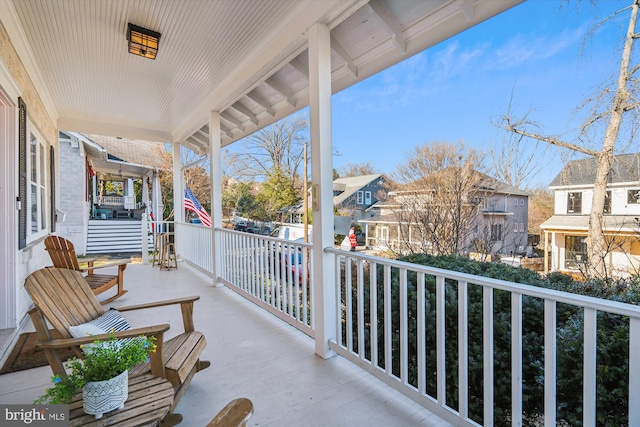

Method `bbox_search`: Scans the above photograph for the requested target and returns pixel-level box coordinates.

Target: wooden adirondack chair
[44,235,129,304]
[24,268,210,422]
[207,398,254,427]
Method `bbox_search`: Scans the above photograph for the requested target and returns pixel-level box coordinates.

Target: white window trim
[356,191,364,205]
[27,122,48,242]
[364,191,371,205]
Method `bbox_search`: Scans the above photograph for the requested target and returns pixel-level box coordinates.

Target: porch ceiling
[5,0,521,155]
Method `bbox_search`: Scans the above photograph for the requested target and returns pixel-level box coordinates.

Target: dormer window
[567,192,582,214]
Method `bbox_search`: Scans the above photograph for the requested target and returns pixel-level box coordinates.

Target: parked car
[268,239,306,281]
[234,222,253,233]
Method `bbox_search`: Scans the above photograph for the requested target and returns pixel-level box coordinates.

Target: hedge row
[340,254,639,426]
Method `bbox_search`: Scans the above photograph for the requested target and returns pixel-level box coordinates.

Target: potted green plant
[36,331,156,418]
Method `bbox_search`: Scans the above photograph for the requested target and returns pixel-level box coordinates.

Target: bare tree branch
[501,116,599,156]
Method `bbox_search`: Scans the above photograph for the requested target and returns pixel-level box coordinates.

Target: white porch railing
[218,229,314,336]
[175,225,639,425]
[174,225,315,336]
[325,248,640,427]
[175,222,213,274]
[93,195,136,208]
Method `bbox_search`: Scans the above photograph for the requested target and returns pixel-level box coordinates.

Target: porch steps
[87,220,153,254]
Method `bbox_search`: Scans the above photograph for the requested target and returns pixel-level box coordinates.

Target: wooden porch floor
[0,262,451,426]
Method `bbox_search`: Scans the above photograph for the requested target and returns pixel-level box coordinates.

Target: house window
[364,191,372,205]
[27,126,49,240]
[520,223,525,232]
[603,190,612,214]
[514,223,519,233]
[357,191,364,204]
[567,192,582,214]
[490,224,502,241]
[628,189,640,204]
[565,235,587,269]
[376,225,389,247]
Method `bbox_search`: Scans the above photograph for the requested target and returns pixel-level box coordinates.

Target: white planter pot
[82,370,129,419]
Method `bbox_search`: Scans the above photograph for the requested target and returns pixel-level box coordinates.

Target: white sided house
[363,173,530,256]
[540,153,640,277]
[58,132,167,255]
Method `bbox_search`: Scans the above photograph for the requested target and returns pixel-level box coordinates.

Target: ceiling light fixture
[127,23,161,60]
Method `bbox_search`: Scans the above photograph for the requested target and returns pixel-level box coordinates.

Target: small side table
[69,374,174,426]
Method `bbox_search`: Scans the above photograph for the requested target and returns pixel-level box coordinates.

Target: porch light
[127,23,161,60]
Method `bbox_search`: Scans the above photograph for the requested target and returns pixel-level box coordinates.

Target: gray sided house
[58,132,167,255]
[362,173,530,257]
[540,153,640,277]
[333,174,386,220]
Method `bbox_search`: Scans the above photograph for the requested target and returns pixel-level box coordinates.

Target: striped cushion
[69,309,135,354]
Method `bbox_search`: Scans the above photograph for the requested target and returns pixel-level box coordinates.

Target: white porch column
[172,143,184,263]
[172,143,184,224]
[210,111,223,286]
[125,179,133,197]
[152,172,163,222]
[309,23,336,359]
[92,174,97,204]
[544,230,548,273]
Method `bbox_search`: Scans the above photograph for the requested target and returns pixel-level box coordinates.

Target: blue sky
[329,0,633,188]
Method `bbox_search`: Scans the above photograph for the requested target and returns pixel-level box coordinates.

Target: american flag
[184,187,212,227]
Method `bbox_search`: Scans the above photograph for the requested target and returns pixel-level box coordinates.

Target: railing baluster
[544,299,557,426]
[417,272,426,396]
[301,248,309,324]
[335,253,342,346]
[346,256,353,353]
[459,280,468,420]
[512,292,523,427]
[294,243,301,322]
[357,259,365,360]
[400,268,408,384]
[384,265,392,376]
[583,307,596,426]
[483,285,494,426]
[371,261,378,368]
[436,275,445,406]
[629,317,640,426]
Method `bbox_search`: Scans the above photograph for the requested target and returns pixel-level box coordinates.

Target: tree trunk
[586,0,638,278]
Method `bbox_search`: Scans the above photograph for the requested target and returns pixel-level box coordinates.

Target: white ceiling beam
[245,91,276,117]
[191,130,209,146]
[184,136,207,155]
[264,77,296,108]
[289,57,309,79]
[460,0,475,21]
[220,111,245,132]
[368,0,406,54]
[219,123,234,139]
[330,35,357,79]
[230,102,259,126]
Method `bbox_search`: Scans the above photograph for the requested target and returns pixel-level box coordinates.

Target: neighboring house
[58,132,167,254]
[280,174,386,223]
[540,153,640,277]
[362,173,530,257]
